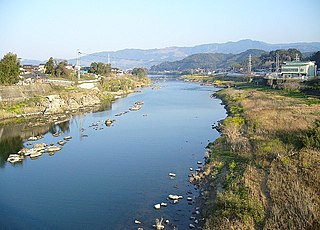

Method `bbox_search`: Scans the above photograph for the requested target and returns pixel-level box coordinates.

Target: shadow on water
[0,101,111,168]
[0,119,73,168]
[0,136,23,168]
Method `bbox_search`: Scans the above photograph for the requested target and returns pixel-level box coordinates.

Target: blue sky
[0,0,319,60]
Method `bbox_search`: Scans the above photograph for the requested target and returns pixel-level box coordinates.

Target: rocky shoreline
[0,84,146,127]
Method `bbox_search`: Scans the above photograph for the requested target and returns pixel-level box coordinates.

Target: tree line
[45,57,73,78]
[0,52,148,85]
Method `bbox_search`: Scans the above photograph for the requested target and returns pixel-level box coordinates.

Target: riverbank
[194,83,320,229]
[0,75,151,126]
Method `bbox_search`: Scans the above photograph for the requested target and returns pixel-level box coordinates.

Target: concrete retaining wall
[0,84,54,102]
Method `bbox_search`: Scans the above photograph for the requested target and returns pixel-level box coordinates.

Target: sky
[0,0,319,60]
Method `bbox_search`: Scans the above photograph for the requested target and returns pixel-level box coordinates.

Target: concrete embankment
[0,78,150,124]
[0,86,104,121]
[0,84,54,102]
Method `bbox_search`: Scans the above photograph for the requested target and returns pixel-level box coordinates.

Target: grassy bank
[182,74,247,88]
[200,83,320,229]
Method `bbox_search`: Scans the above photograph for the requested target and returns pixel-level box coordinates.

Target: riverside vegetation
[0,52,151,124]
[0,74,151,124]
[188,76,320,229]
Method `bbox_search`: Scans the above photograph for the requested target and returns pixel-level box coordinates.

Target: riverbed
[0,77,226,229]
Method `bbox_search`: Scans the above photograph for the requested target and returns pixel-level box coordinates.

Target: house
[22,64,37,74]
[65,64,75,71]
[111,67,124,75]
[281,61,317,78]
[37,64,46,73]
[80,66,90,74]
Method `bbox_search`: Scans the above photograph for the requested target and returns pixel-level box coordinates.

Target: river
[0,77,226,230]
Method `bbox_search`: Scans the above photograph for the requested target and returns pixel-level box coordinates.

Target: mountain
[70,39,320,70]
[20,59,45,65]
[150,49,267,72]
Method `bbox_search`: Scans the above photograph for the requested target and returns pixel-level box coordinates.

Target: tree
[45,57,54,74]
[89,62,98,74]
[53,60,71,78]
[0,52,20,85]
[309,51,320,67]
[89,62,111,76]
[132,68,147,78]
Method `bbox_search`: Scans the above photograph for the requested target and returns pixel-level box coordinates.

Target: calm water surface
[0,78,226,229]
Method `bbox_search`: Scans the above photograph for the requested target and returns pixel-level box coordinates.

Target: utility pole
[276,53,280,74]
[295,53,300,62]
[248,54,252,74]
[76,49,81,80]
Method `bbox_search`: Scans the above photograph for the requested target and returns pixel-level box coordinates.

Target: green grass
[6,103,26,114]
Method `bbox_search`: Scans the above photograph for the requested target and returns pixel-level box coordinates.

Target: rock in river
[105,119,115,127]
[46,145,62,152]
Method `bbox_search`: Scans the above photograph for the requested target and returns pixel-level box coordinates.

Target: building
[38,64,46,73]
[80,67,90,74]
[281,61,317,78]
[22,64,37,74]
[111,67,124,75]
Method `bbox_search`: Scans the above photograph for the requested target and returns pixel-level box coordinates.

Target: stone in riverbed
[7,154,24,163]
[168,194,183,200]
[63,136,72,140]
[46,145,62,152]
[58,140,67,146]
[33,143,47,151]
[134,219,142,224]
[105,119,115,127]
[168,172,176,177]
[160,202,167,207]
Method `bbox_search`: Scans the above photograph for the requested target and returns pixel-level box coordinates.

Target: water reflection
[0,136,23,168]
[0,98,112,168]
[0,119,72,167]
[48,120,71,135]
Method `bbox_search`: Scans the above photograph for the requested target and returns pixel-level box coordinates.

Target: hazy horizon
[1,0,319,60]
[16,39,320,62]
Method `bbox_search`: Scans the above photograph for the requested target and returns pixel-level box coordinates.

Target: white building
[281,61,317,78]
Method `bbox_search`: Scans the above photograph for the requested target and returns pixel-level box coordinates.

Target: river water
[0,77,226,230]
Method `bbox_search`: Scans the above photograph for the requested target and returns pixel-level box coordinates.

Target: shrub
[215,190,265,223]
[224,116,245,127]
[302,120,320,149]
[6,103,26,114]
[229,105,244,115]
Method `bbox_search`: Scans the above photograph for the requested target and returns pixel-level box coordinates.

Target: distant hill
[150,49,267,72]
[69,39,320,69]
[20,59,45,65]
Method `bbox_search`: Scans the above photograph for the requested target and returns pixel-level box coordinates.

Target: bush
[215,190,265,223]
[302,120,320,149]
[224,116,245,127]
[100,78,135,92]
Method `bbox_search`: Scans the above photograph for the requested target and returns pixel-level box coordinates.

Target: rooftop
[282,61,315,66]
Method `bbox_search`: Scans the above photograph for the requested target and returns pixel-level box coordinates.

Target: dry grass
[203,86,320,229]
